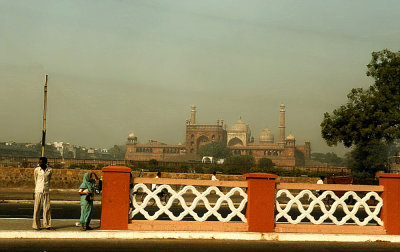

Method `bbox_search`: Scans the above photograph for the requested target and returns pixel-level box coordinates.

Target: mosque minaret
[190,105,196,124]
[279,104,286,145]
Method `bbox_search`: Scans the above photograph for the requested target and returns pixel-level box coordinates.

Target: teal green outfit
[79,173,94,228]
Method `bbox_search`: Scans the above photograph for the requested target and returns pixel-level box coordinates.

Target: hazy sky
[1,1,400,156]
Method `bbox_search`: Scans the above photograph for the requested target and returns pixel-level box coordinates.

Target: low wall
[0,167,102,189]
[0,167,319,189]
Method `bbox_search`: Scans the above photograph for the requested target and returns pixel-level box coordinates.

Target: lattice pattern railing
[130,183,247,222]
[276,189,383,226]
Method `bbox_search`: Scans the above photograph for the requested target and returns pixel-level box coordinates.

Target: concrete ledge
[1,230,400,243]
[129,220,248,232]
[275,224,386,235]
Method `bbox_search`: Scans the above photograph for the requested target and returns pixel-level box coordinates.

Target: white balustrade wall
[276,189,383,226]
[130,183,248,222]
[129,179,384,230]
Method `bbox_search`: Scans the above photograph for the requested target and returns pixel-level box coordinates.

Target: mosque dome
[285,134,295,141]
[229,118,251,135]
[259,128,274,143]
[128,133,135,139]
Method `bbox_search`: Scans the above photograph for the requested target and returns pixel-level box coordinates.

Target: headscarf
[79,172,94,193]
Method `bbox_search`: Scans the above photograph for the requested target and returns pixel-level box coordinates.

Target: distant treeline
[0,143,60,158]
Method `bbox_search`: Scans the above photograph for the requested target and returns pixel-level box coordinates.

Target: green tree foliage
[321,50,400,147]
[311,152,345,167]
[63,150,75,159]
[148,159,159,167]
[130,159,345,177]
[345,140,389,176]
[75,148,89,159]
[224,155,255,167]
[223,155,255,174]
[197,141,231,159]
[0,143,61,158]
[258,158,275,169]
[321,50,400,176]
[250,157,275,173]
[108,145,126,160]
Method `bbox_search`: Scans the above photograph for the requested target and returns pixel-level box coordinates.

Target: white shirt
[211,175,218,181]
[151,176,159,191]
[34,166,52,193]
[316,179,323,192]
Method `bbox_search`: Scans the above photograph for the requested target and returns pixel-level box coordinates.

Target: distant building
[51,142,76,158]
[185,105,227,155]
[125,105,311,167]
[125,133,187,162]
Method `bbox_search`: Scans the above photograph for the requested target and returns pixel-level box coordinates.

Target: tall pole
[41,75,48,157]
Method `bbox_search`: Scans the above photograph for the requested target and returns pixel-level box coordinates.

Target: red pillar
[100,166,131,230]
[377,173,400,235]
[244,173,278,232]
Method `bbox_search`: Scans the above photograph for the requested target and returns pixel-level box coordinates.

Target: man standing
[211,171,219,181]
[32,157,54,230]
[152,172,168,200]
[316,176,325,196]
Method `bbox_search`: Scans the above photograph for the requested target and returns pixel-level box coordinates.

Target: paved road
[0,203,102,220]
[0,218,100,231]
[0,239,399,252]
[0,189,81,202]
[0,203,240,221]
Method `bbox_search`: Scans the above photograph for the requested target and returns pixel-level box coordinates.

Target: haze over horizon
[1,1,400,156]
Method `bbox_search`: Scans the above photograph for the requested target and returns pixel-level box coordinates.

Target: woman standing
[78,172,98,231]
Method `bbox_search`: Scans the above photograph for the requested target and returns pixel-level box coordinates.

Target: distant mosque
[125,105,311,167]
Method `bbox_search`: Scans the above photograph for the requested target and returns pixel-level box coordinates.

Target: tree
[224,155,255,173]
[197,141,231,159]
[108,145,126,160]
[321,50,400,147]
[149,159,158,167]
[258,158,275,169]
[75,147,90,159]
[321,50,400,176]
[345,140,390,175]
[311,152,345,167]
[63,150,75,159]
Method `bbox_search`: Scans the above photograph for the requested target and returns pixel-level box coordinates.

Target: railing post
[244,173,278,232]
[377,173,400,235]
[100,166,131,230]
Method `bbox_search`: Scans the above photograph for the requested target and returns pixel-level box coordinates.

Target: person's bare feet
[80,227,86,231]
[46,227,56,231]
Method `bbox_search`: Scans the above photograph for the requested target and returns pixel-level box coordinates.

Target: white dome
[285,134,295,141]
[229,118,251,135]
[259,128,274,143]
